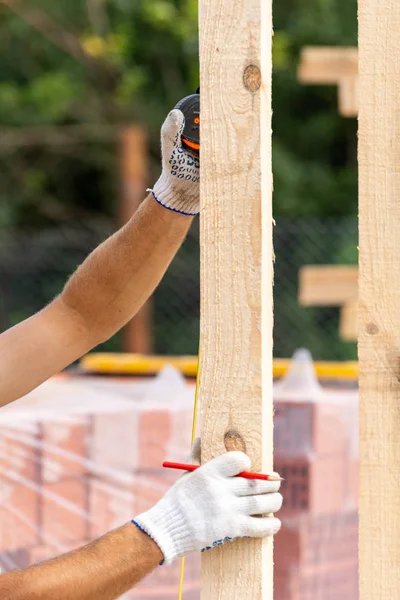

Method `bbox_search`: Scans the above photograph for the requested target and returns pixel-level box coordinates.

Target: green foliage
[0,0,358,226]
[0,0,359,360]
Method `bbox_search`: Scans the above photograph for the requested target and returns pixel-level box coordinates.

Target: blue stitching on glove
[131,520,165,566]
[151,191,198,217]
[201,537,234,552]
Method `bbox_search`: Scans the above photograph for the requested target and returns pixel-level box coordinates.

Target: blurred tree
[0,0,199,227]
[0,0,359,359]
[0,0,357,227]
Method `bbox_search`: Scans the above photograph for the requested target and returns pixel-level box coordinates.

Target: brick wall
[0,371,358,599]
[273,385,359,600]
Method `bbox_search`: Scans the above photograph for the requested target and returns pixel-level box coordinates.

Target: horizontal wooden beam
[298,47,359,117]
[299,265,358,306]
[298,47,358,84]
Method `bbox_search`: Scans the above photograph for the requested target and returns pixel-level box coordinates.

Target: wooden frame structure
[199,0,274,598]
[298,47,360,342]
[299,265,359,341]
[358,0,400,596]
[196,0,400,595]
[298,47,358,117]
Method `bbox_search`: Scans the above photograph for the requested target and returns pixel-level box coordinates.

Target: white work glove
[132,452,282,564]
[149,109,200,216]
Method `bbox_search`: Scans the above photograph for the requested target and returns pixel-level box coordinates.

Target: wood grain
[199,1,274,598]
[358,1,400,597]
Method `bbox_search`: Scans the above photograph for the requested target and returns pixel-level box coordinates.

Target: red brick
[0,548,31,571]
[274,399,349,460]
[41,419,89,483]
[91,412,139,473]
[137,411,172,469]
[0,480,40,551]
[132,471,176,516]
[0,425,40,482]
[274,510,358,600]
[89,478,135,538]
[274,392,357,515]
[276,450,349,517]
[29,544,55,565]
[41,477,89,544]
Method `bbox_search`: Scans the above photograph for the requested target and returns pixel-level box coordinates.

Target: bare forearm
[0,523,162,600]
[0,196,192,406]
[61,194,193,344]
[0,301,90,407]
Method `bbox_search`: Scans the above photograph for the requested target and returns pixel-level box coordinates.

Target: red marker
[162,461,282,482]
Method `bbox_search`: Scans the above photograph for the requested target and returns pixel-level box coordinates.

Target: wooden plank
[338,77,359,117]
[120,126,152,354]
[299,265,358,306]
[339,301,358,341]
[358,1,400,598]
[199,1,273,599]
[298,47,358,84]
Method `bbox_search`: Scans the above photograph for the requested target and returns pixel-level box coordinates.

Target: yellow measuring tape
[178,350,201,600]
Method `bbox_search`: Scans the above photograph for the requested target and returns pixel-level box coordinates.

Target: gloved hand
[132,451,282,564]
[149,109,200,216]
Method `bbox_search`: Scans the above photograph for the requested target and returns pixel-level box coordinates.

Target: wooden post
[199,1,274,598]
[358,0,400,597]
[120,126,153,354]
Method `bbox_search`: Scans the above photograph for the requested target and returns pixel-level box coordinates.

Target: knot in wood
[224,430,247,453]
[366,322,379,335]
[243,64,261,92]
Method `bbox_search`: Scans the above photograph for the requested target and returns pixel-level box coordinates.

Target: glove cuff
[151,173,200,216]
[133,503,193,564]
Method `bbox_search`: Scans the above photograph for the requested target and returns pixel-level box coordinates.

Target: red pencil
[162,461,282,482]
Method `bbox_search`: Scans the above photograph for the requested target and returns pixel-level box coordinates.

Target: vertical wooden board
[339,301,358,341]
[120,126,153,354]
[338,78,359,118]
[358,1,400,598]
[199,1,273,599]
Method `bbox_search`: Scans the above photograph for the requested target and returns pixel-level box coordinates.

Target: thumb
[160,109,185,163]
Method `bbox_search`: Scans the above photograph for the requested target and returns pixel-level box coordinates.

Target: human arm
[0,452,282,600]
[0,523,162,600]
[0,110,199,408]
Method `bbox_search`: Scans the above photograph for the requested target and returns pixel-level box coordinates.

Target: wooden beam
[199,1,273,598]
[299,265,358,306]
[120,126,153,354]
[339,300,358,341]
[338,77,359,117]
[358,0,400,597]
[298,47,358,84]
[298,47,359,117]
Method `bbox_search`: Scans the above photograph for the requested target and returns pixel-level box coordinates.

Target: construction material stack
[274,350,358,600]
